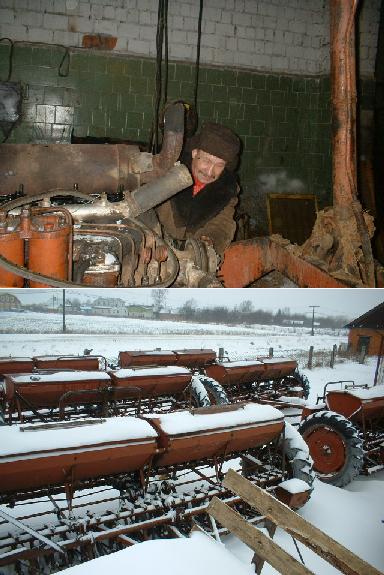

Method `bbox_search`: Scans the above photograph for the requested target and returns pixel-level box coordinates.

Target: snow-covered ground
[0,311,348,368]
[0,315,383,575]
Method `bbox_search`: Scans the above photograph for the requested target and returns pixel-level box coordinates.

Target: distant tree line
[177,299,349,329]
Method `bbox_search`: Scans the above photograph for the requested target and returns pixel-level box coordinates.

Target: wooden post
[208,497,314,575]
[330,344,337,368]
[308,346,314,369]
[269,347,274,358]
[221,469,382,575]
[218,347,225,361]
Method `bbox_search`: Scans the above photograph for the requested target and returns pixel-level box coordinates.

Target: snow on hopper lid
[0,357,32,363]
[331,384,384,401]
[145,402,283,435]
[33,355,79,360]
[217,360,263,368]
[9,371,111,383]
[260,357,295,364]
[111,366,190,378]
[0,416,157,457]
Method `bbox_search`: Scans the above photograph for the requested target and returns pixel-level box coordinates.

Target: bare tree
[151,289,167,317]
[179,299,198,320]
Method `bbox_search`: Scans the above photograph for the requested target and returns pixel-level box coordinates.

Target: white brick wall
[0,0,380,76]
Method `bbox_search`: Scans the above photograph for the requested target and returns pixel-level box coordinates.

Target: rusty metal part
[219,236,355,287]
[220,0,377,289]
[0,214,24,287]
[55,163,192,222]
[296,0,375,286]
[26,207,73,288]
[0,144,141,197]
[141,101,186,182]
[172,239,221,287]
[0,102,186,198]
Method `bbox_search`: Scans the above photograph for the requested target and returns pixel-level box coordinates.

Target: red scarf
[192,178,206,196]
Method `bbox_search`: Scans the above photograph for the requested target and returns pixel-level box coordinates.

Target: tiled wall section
[0,43,374,233]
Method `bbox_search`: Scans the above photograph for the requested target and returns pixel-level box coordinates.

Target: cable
[193,0,204,110]
[0,37,14,81]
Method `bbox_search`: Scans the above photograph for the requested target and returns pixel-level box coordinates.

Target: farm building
[0,292,22,311]
[345,302,384,356]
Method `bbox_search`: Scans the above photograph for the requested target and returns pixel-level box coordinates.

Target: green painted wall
[0,43,373,235]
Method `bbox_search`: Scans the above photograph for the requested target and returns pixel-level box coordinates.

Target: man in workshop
[156,122,241,257]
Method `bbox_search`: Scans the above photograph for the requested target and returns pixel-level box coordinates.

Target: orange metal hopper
[109,366,192,397]
[326,385,384,422]
[33,355,100,371]
[0,417,158,494]
[0,357,34,375]
[258,358,297,380]
[173,349,217,367]
[119,350,177,367]
[144,402,284,467]
[4,370,112,411]
[205,360,265,386]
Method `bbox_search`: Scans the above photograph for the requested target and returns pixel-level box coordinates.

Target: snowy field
[0,315,383,575]
[0,311,348,368]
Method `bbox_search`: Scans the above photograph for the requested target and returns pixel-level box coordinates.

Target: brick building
[345,302,384,356]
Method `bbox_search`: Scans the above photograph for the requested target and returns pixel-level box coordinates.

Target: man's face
[191,149,226,184]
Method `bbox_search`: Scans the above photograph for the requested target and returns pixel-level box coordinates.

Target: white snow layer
[110,366,191,377]
[59,531,254,575]
[9,371,110,383]
[144,402,283,434]
[0,417,158,457]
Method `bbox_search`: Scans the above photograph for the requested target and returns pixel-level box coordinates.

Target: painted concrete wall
[0,0,380,75]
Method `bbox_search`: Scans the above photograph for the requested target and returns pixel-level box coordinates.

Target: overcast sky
[6,288,383,320]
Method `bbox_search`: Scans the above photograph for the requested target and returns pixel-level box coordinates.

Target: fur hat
[191,122,240,170]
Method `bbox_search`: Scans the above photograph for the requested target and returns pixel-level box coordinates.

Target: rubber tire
[298,411,364,487]
[199,376,229,405]
[280,422,316,491]
[293,369,310,399]
[278,370,310,399]
[190,375,211,407]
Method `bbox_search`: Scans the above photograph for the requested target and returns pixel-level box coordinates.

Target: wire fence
[288,345,369,370]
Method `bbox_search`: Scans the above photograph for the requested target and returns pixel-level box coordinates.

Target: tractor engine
[0,103,221,288]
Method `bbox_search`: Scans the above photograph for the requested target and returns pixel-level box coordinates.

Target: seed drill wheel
[298,411,364,487]
[200,376,230,405]
[277,369,310,399]
[242,422,315,496]
[280,422,316,490]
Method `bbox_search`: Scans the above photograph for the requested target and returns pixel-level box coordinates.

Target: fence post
[218,347,225,361]
[359,346,367,364]
[269,347,273,358]
[308,346,314,369]
[330,344,337,368]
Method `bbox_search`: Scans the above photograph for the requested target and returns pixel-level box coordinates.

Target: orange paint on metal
[28,211,72,288]
[109,369,192,397]
[0,438,157,495]
[220,238,349,288]
[326,390,384,423]
[0,228,24,287]
[302,427,346,474]
[146,416,284,468]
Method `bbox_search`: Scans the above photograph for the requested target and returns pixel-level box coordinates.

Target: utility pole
[309,305,320,336]
[62,289,66,333]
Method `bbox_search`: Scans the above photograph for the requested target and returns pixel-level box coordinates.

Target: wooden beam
[223,469,382,575]
[208,497,315,575]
